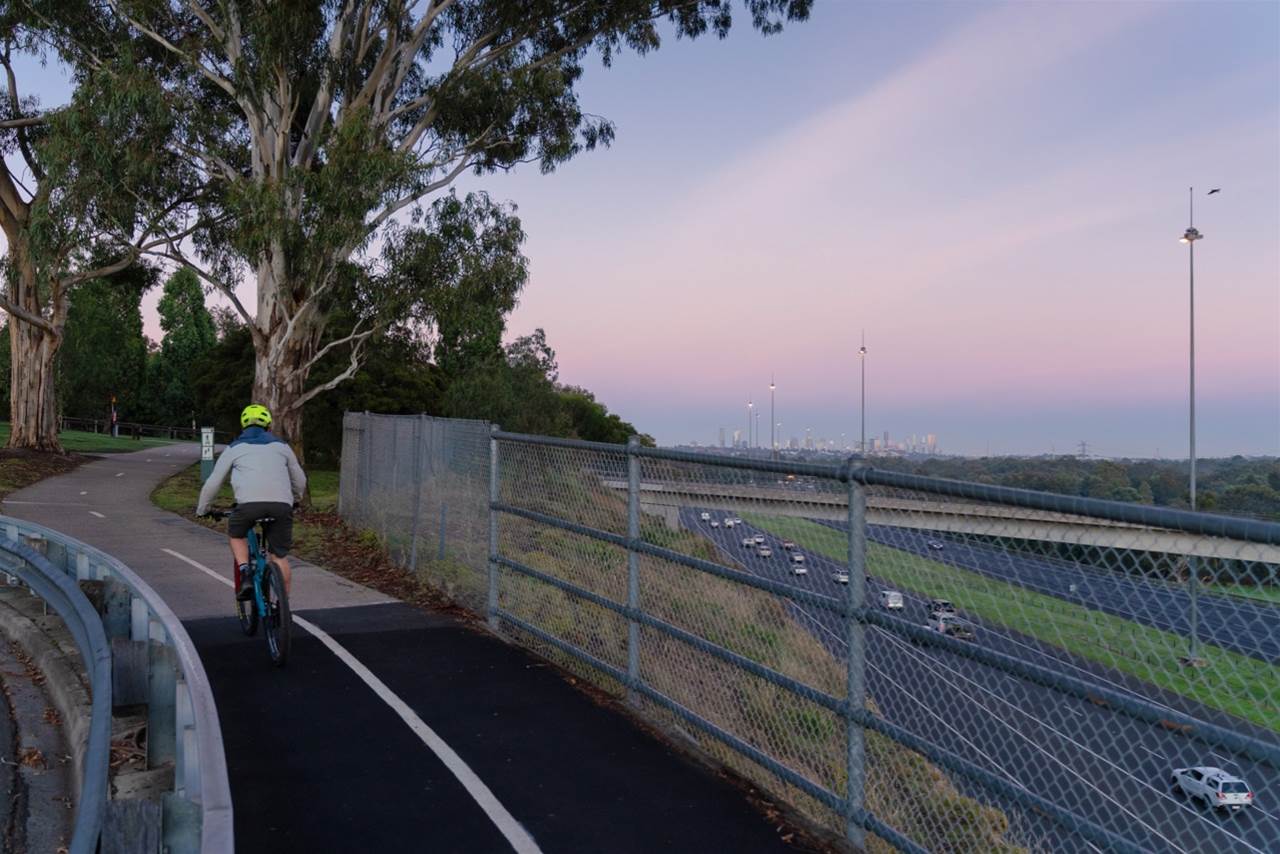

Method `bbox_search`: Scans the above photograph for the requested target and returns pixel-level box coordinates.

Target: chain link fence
[340,413,1280,853]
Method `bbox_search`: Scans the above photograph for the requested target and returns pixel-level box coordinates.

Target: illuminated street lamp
[858,332,867,454]
[747,399,754,449]
[769,377,777,459]
[1179,187,1205,667]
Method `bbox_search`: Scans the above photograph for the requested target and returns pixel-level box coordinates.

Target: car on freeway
[926,614,975,641]
[1171,767,1254,812]
[723,518,735,528]
[731,517,743,525]
[927,599,956,619]
[781,539,796,550]
[790,553,806,565]
[699,512,711,521]
[791,561,808,576]
[757,546,773,558]
[741,537,755,547]
[753,534,766,545]
[710,520,720,528]
[880,590,904,609]
[927,540,945,550]
[832,571,849,584]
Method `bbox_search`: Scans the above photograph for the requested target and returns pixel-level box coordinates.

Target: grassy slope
[0,423,178,452]
[742,513,1279,733]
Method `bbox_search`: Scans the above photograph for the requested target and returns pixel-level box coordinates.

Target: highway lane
[841,521,1280,664]
[681,507,1280,854]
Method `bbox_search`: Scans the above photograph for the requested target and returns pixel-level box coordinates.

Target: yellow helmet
[240,404,272,429]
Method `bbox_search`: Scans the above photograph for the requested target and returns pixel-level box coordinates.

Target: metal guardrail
[340,413,1280,853]
[0,516,233,854]
[0,534,111,854]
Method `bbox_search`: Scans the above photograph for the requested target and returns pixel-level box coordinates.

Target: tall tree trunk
[4,235,63,453]
[7,318,61,452]
[252,332,313,465]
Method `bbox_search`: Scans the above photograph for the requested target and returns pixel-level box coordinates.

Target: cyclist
[196,404,307,600]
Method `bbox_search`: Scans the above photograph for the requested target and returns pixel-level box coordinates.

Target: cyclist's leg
[261,504,295,597]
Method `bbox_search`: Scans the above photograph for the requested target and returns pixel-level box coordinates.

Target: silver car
[1171,766,1254,812]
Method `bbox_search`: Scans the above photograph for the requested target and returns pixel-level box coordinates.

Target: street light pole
[747,399,754,450]
[770,376,776,459]
[858,331,867,454]
[1180,186,1205,666]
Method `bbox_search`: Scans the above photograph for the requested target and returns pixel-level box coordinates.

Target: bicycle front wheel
[262,561,292,666]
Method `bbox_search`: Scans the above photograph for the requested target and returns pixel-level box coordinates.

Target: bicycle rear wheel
[262,561,292,666]
[235,564,258,636]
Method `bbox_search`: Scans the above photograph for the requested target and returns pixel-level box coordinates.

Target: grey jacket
[196,436,307,515]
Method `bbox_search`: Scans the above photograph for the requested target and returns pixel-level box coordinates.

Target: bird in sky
[1207,188,1222,195]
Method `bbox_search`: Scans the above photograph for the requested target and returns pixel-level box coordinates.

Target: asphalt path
[844,522,1279,664]
[683,507,1280,854]
[1,447,799,853]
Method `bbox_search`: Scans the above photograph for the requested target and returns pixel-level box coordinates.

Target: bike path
[3,446,798,853]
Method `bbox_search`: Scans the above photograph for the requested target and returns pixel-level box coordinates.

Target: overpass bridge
[603,479,1280,564]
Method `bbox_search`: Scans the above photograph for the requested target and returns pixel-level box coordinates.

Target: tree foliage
[56,260,155,421]
[142,267,217,426]
[84,0,810,451]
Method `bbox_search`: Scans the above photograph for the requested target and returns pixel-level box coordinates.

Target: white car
[753,534,766,545]
[1171,767,1254,812]
[731,517,743,525]
[757,546,773,558]
[792,562,808,576]
[790,553,806,565]
[699,512,711,521]
[832,571,849,584]
[723,518,735,528]
[741,537,756,547]
[710,520,720,528]
[880,590,904,609]
[927,540,945,550]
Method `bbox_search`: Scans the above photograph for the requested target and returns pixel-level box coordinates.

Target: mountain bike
[208,508,292,666]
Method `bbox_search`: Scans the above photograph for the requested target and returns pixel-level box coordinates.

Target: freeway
[682,507,1280,854]
[847,522,1280,665]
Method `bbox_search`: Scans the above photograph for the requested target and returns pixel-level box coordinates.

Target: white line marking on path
[161,548,542,854]
[79,491,87,496]
[115,472,124,478]
[89,511,105,519]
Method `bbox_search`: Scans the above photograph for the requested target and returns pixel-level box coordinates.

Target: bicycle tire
[236,564,258,637]
[263,561,292,666]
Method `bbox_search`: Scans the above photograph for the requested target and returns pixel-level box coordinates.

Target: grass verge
[1210,584,1280,606]
[0,423,179,452]
[742,513,1280,733]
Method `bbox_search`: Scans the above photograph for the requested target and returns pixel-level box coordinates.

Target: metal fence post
[361,411,373,516]
[438,503,448,562]
[487,424,500,631]
[845,471,867,848]
[409,415,424,572]
[626,436,642,706]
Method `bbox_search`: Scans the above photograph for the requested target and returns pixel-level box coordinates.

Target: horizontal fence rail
[56,416,234,444]
[1,516,233,854]
[342,413,1280,854]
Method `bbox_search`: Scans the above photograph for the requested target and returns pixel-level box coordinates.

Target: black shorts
[228,502,294,557]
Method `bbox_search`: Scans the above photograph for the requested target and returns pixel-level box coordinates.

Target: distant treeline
[870,455,1280,521]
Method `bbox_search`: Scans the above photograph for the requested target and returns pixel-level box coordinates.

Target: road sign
[200,427,215,482]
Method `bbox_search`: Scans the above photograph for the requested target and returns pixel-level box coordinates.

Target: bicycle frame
[245,525,272,616]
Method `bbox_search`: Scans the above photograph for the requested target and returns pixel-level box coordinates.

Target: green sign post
[200,427,215,482]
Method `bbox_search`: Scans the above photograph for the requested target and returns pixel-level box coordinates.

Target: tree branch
[0,291,55,335]
[2,48,45,182]
[286,332,373,413]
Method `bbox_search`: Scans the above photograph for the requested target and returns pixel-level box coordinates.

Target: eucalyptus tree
[102,0,810,451]
[0,7,197,450]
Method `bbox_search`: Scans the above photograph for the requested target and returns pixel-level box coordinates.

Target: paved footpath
[3,446,798,853]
